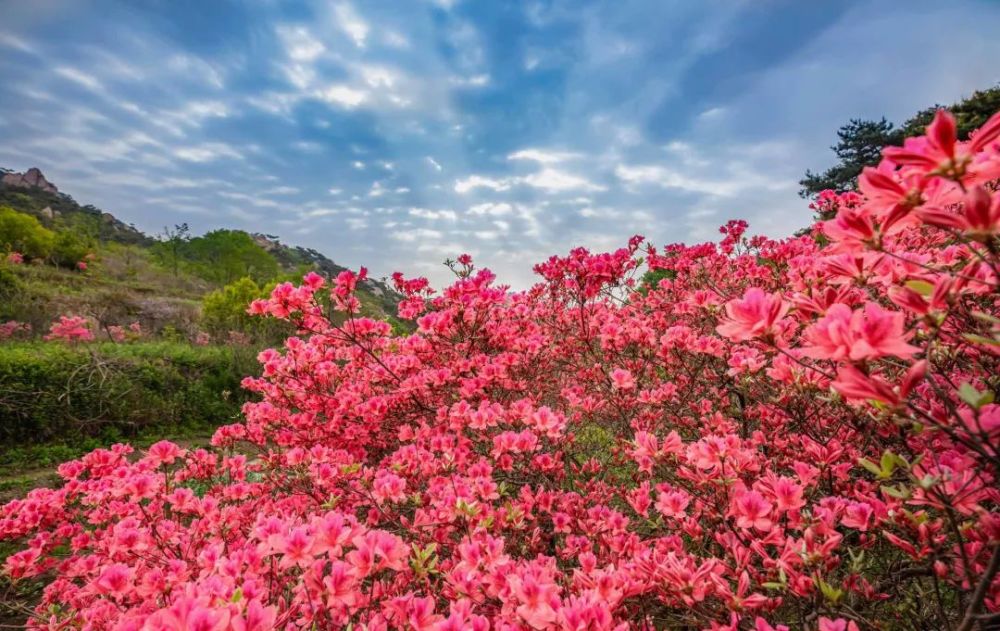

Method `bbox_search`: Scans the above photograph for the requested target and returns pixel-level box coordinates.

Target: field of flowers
[2,109,1000,629]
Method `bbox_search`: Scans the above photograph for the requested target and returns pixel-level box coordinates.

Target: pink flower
[731,490,773,531]
[92,563,131,595]
[656,489,691,519]
[231,599,277,631]
[841,502,874,531]
[802,302,918,361]
[146,440,185,466]
[817,617,860,631]
[508,573,560,630]
[610,368,635,390]
[716,288,790,342]
[44,315,94,343]
[918,185,1000,241]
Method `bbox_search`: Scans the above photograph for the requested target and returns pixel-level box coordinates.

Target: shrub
[2,109,1000,629]
[43,314,94,343]
[0,207,54,260]
[0,342,256,447]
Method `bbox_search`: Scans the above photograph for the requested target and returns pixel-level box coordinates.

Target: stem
[956,544,1000,631]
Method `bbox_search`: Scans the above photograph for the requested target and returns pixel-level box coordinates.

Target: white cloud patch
[174,142,244,163]
[317,84,368,108]
[54,66,102,91]
[454,175,513,194]
[523,168,606,193]
[508,148,582,163]
[334,3,369,48]
[277,25,326,62]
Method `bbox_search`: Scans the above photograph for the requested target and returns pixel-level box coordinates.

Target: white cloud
[361,65,399,88]
[0,33,34,53]
[455,167,604,194]
[392,228,444,242]
[468,202,513,216]
[318,84,368,108]
[277,25,325,62]
[450,74,490,88]
[334,3,369,48]
[508,148,582,163]
[263,186,299,195]
[410,207,457,221]
[454,175,513,194]
[174,143,244,162]
[522,168,606,193]
[426,156,443,171]
[54,66,101,91]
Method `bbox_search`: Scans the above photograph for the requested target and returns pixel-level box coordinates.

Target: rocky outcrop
[1,167,58,194]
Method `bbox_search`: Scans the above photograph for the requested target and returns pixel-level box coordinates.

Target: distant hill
[0,167,402,299]
[0,167,404,334]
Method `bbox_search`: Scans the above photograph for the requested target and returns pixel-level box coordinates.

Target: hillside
[0,167,404,334]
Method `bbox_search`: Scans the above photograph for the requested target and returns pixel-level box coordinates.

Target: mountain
[0,166,402,303]
[1,167,58,194]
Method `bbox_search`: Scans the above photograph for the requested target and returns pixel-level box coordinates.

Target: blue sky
[1,0,999,288]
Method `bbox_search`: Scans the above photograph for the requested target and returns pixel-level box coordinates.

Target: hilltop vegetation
[800,85,1000,196]
[0,170,404,341]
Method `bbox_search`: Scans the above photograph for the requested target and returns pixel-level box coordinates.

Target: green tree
[50,230,91,267]
[158,223,189,277]
[201,276,292,343]
[0,206,55,259]
[201,277,264,335]
[182,230,278,285]
[799,118,902,197]
[800,85,1000,198]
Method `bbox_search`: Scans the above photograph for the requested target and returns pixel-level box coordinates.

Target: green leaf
[958,383,994,409]
[905,279,934,296]
[858,458,883,477]
[963,333,1000,347]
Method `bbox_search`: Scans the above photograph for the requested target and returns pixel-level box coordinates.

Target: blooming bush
[6,251,24,265]
[3,109,1000,630]
[43,315,94,343]
[108,321,143,343]
[0,320,31,340]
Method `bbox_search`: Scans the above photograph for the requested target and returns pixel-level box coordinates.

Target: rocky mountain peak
[2,167,58,194]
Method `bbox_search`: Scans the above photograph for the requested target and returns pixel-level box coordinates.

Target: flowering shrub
[43,315,94,343]
[107,321,143,343]
[0,320,31,340]
[6,251,24,265]
[3,109,1000,630]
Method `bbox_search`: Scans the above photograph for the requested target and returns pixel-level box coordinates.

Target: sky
[1,1,999,289]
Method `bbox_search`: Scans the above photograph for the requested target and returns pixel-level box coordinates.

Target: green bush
[0,341,258,449]
[50,230,91,267]
[0,206,54,259]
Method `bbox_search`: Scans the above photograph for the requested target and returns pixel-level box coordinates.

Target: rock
[40,206,54,219]
[1,167,58,194]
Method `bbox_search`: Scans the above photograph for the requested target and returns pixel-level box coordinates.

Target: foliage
[153,229,279,286]
[0,206,54,260]
[49,229,92,268]
[0,341,256,447]
[800,85,1000,197]
[2,109,1000,630]
[201,276,292,343]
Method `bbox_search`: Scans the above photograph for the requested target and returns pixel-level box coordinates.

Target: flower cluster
[108,321,143,343]
[0,320,30,340]
[3,109,1000,630]
[43,314,94,343]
